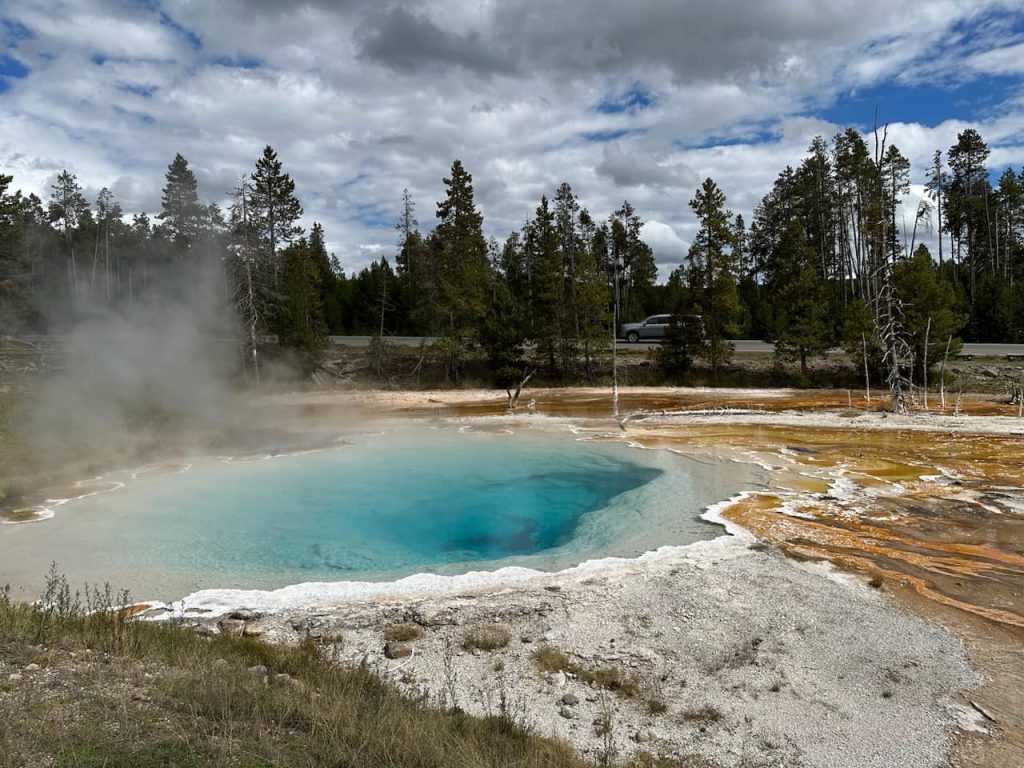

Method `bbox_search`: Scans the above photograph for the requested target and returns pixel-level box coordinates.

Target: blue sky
[1,0,1023,275]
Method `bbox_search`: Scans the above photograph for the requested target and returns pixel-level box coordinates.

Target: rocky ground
[3,375,1020,767]
[175,542,986,768]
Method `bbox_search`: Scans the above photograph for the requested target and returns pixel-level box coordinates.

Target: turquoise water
[0,427,752,600]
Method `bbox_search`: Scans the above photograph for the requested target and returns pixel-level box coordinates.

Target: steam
[18,252,241,467]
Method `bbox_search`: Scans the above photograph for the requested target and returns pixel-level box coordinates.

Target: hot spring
[0,426,759,602]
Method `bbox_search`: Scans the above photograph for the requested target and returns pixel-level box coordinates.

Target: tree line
[2,124,1023,392]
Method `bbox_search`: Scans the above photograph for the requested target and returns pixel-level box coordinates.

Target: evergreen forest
[2,126,1023,390]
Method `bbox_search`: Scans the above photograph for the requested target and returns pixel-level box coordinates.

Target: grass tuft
[531,646,640,697]
[462,625,512,651]
[679,705,723,725]
[533,646,572,673]
[384,623,424,642]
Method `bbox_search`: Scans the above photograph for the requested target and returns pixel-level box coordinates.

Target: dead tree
[939,335,952,410]
[923,317,931,410]
[506,368,536,412]
[229,176,268,383]
[862,333,871,403]
[1008,379,1024,418]
[874,263,913,414]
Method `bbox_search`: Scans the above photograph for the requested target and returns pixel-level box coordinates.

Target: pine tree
[395,188,418,278]
[227,176,269,381]
[925,150,949,266]
[573,232,610,380]
[526,195,564,371]
[609,201,656,321]
[158,153,203,254]
[947,129,991,301]
[881,144,911,261]
[251,145,303,275]
[0,165,28,329]
[429,160,492,378]
[278,237,327,367]
[94,187,123,302]
[48,170,89,297]
[553,182,582,346]
[686,178,741,381]
[995,168,1022,282]
[765,220,831,376]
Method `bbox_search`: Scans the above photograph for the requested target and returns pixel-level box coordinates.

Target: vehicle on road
[619,314,703,343]
[620,314,672,342]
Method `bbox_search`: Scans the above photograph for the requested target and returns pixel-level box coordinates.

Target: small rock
[242,625,264,638]
[7,673,23,683]
[561,693,579,705]
[982,368,999,378]
[247,665,268,676]
[131,691,152,702]
[520,635,534,644]
[218,618,244,635]
[633,728,656,743]
[230,609,258,621]
[24,663,40,672]
[195,625,217,637]
[471,648,482,657]
[559,706,577,719]
[543,585,562,592]
[546,671,566,688]
[384,641,413,660]
[275,673,302,688]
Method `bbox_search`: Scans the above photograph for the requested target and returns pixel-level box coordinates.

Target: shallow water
[0,426,754,601]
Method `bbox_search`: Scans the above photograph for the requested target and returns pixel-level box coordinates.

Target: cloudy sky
[2,0,1024,278]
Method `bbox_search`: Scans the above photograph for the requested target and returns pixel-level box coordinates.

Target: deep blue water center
[188,430,660,575]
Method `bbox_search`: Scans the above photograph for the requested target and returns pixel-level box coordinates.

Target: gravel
[246,547,981,768]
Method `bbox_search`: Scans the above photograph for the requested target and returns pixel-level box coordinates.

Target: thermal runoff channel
[0,428,755,601]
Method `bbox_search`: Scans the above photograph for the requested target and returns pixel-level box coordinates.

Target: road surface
[5,335,1023,357]
[325,336,1024,357]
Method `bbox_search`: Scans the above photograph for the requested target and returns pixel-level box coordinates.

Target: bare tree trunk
[506,368,536,411]
[91,225,100,297]
[612,265,620,412]
[862,333,871,403]
[939,336,951,410]
[923,317,931,410]
[105,225,111,304]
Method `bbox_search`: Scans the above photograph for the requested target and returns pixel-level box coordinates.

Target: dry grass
[384,623,424,642]
[0,573,589,768]
[646,697,668,714]
[626,752,726,768]
[531,646,641,698]
[461,625,512,652]
[533,646,572,673]
[678,705,723,725]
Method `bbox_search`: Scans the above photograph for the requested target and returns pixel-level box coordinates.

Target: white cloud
[968,41,1024,75]
[0,0,1022,280]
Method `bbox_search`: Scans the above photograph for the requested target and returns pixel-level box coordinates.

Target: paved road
[326,336,1024,357]
[6,335,1023,357]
